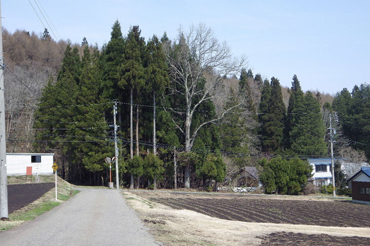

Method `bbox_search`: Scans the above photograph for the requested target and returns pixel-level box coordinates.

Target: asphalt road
[0,188,161,246]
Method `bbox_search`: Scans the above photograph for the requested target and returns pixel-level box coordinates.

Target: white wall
[352,173,370,182]
[6,153,54,176]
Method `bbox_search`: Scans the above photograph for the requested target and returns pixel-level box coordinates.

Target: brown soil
[258,231,370,246]
[149,194,370,227]
[8,183,54,214]
[126,191,370,246]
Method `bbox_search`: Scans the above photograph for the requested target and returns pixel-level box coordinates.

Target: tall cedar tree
[284,75,305,149]
[72,46,111,179]
[220,88,249,167]
[143,35,170,155]
[101,20,125,100]
[290,91,327,156]
[259,79,271,152]
[119,26,145,188]
[239,68,257,118]
[261,77,286,152]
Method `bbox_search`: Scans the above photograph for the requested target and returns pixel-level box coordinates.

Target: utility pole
[113,101,119,190]
[0,0,9,219]
[174,146,177,189]
[328,113,336,197]
[153,91,156,155]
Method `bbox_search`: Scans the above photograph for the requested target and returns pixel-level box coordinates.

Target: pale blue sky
[2,0,369,95]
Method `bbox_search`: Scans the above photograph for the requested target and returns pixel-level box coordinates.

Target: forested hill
[3,27,334,152]
[3,24,367,188]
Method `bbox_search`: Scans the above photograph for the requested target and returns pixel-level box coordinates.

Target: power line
[5,66,36,93]
[35,0,62,41]
[28,0,46,30]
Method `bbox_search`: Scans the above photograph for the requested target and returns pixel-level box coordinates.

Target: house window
[358,187,369,195]
[316,165,327,172]
[31,155,41,163]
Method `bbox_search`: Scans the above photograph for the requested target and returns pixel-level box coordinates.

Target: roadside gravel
[0,188,161,246]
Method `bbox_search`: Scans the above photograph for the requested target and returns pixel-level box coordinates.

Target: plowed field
[132,191,370,245]
[150,195,370,227]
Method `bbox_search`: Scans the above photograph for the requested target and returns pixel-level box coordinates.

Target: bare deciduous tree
[163,23,246,188]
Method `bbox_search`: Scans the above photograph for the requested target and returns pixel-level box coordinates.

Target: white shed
[6,153,54,176]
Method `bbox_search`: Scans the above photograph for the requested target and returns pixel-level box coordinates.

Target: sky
[2,0,369,95]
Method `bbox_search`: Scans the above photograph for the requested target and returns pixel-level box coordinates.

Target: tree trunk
[184,112,192,188]
[153,91,156,155]
[184,162,190,188]
[130,88,133,159]
[136,176,140,189]
[174,147,177,189]
[130,174,134,189]
[130,88,134,189]
[136,96,139,156]
[213,181,218,192]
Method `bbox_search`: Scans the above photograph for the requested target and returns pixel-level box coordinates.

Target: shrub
[205,186,213,192]
[320,184,333,194]
[337,187,352,197]
[303,182,316,195]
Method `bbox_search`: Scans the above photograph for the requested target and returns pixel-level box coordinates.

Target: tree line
[4,23,369,192]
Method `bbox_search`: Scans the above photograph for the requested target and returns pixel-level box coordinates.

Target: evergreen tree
[42,28,51,41]
[337,84,370,159]
[101,21,125,100]
[220,88,249,167]
[34,44,81,182]
[260,157,312,195]
[127,155,144,189]
[118,26,146,188]
[72,46,111,177]
[144,153,164,189]
[246,69,254,78]
[284,75,305,149]
[239,68,257,117]
[261,77,286,152]
[259,79,271,152]
[290,91,327,156]
[143,35,170,154]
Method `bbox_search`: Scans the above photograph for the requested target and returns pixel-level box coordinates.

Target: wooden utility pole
[113,101,119,189]
[174,147,177,189]
[0,0,9,219]
[329,113,336,197]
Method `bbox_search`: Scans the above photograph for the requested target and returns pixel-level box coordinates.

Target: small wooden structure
[347,167,370,204]
[237,167,260,187]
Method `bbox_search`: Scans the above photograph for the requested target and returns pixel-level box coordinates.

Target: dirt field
[7,183,54,214]
[126,191,370,246]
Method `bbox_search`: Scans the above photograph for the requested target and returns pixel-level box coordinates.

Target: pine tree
[290,91,327,156]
